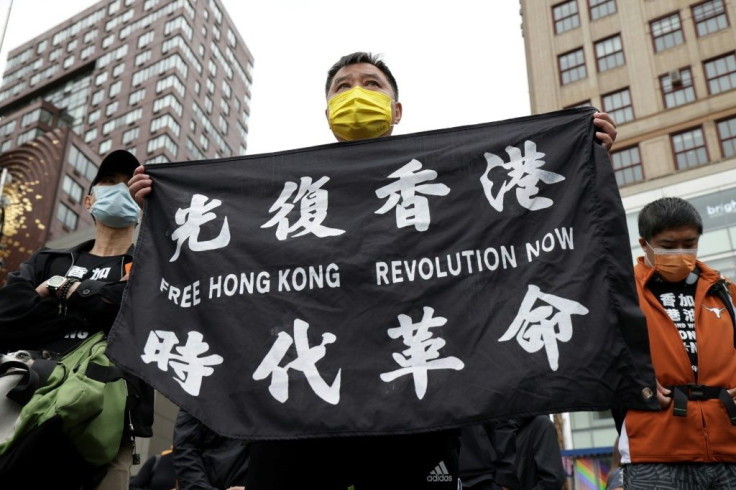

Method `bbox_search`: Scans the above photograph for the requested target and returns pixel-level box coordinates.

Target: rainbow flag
[574,457,608,489]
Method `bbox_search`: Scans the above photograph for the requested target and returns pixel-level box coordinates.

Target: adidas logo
[426,460,453,482]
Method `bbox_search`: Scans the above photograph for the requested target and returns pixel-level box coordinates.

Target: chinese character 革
[380,306,464,399]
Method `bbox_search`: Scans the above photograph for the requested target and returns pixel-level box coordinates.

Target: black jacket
[173,409,249,489]
[0,239,153,437]
[459,420,521,489]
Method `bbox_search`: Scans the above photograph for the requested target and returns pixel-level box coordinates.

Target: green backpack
[0,331,127,466]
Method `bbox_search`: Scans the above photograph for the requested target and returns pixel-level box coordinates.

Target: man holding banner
[122,52,654,490]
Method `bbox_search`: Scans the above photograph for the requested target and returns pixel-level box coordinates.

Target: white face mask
[90,182,140,228]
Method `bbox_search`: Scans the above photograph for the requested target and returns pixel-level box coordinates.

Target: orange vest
[622,259,736,463]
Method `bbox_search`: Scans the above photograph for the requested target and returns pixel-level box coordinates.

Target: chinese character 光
[375,159,450,232]
[141,330,223,396]
[380,306,464,399]
[252,318,342,405]
[261,176,345,241]
[170,194,231,262]
[480,140,565,212]
[499,284,589,371]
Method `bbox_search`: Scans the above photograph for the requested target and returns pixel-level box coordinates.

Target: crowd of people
[1,51,734,490]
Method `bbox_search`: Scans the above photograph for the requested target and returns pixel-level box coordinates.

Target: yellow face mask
[328,86,393,141]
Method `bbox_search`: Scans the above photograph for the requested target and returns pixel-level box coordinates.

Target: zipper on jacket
[701,403,711,460]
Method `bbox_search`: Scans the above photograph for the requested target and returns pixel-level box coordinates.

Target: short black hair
[638,197,703,241]
[325,52,399,100]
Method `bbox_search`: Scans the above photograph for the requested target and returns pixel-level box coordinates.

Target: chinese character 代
[480,140,565,212]
[374,159,450,232]
[261,176,345,241]
[252,318,342,405]
[170,194,231,262]
[380,306,464,399]
[141,330,223,396]
[499,284,588,371]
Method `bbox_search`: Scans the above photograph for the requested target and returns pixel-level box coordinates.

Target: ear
[393,101,402,125]
[84,193,93,212]
[638,237,647,254]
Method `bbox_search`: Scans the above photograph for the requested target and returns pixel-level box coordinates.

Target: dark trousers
[246,430,460,490]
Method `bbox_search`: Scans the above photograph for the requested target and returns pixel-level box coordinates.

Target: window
[717,116,736,158]
[67,39,78,53]
[49,48,61,61]
[102,34,114,49]
[37,39,48,54]
[106,101,119,117]
[595,35,624,72]
[147,133,178,156]
[227,28,236,47]
[81,45,95,60]
[62,175,84,203]
[204,96,213,114]
[661,68,695,108]
[559,48,586,85]
[189,120,196,132]
[122,126,140,145]
[88,109,101,124]
[135,50,151,66]
[68,145,98,180]
[63,55,75,69]
[0,120,16,136]
[200,134,209,151]
[138,32,155,48]
[57,203,78,230]
[109,80,122,97]
[156,74,186,98]
[672,127,708,170]
[95,71,108,86]
[651,13,684,53]
[602,88,633,124]
[16,129,43,145]
[221,80,231,99]
[1,140,12,152]
[220,98,230,115]
[194,80,201,95]
[611,147,643,186]
[129,88,146,105]
[83,29,98,43]
[218,115,228,135]
[112,63,125,78]
[150,114,181,137]
[84,127,98,143]
[99,139,112,155]
[704,53,736,95]
[589,0,615,20]
[206,78,215,94]
[692,0,729,37]
[208,60,217,78]
[552,0,580,34]
[153,94,183,117]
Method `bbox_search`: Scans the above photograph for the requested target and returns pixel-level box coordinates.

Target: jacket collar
[635,256,721,286]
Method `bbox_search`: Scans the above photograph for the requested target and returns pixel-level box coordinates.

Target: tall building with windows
[521,0,736,484]
[0,0,254,281]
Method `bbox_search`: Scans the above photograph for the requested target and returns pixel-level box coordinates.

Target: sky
[0,0,531,155]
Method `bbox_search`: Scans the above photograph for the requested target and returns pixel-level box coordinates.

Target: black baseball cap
[88,149,140,193]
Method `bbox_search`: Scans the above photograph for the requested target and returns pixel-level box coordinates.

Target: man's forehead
[332,63,388,84]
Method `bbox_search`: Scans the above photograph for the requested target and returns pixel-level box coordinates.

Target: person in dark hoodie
[0,149,153,489]
[173,409,249,490]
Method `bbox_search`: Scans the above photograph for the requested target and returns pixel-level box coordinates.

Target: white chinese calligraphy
[170,194,231,262]
[499,284,589,371]
[252,319,342,405]
[262,176,345,241]
[374,159,450,232]
[480,140,565,212]
[380,306,464,399]
[141,330,223,396]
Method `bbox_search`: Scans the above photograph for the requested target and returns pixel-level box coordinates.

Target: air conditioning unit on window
[669,69,682,86]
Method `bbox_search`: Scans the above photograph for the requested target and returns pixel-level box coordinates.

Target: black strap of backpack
[708,278,736,349]
[85,362,125,383]
[6,359,56,406]
[670,384,736,426]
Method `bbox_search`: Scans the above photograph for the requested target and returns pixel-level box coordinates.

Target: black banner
[108,107,657,440]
